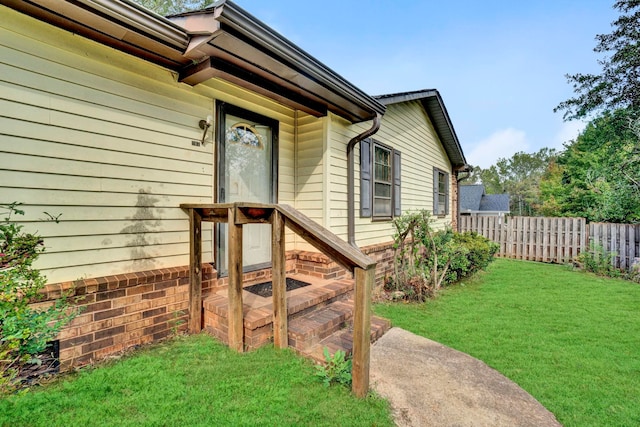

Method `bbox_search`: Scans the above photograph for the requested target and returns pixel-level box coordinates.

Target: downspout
[454,164,473,232]
[347,113,382,247]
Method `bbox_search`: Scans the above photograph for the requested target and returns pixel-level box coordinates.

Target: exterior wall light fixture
[198,115,213,145]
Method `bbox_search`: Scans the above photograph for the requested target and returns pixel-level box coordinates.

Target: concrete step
[304,315,392,364]
[287,300,353,352]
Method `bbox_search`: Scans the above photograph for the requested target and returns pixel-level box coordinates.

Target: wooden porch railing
[180,203,376,397]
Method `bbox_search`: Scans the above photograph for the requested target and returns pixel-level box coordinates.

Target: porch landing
[203,274,390,361]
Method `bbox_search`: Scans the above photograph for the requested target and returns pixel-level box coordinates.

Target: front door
[216,102,278,275]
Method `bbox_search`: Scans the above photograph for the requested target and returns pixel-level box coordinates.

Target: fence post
[620,224,627,270]
[629,225,637,267]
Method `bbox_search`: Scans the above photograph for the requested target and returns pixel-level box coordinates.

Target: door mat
[244,277,311,298]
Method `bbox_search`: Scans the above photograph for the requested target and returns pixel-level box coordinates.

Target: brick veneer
[43,265,216,370]
[361,241,396,288]
[39,242,397,370]
[289,243,397,288]
[451,172,459,231]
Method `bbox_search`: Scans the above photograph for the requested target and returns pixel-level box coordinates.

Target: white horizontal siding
[0,10,215,283]
[1,7,307,282]
[293,113,325,251]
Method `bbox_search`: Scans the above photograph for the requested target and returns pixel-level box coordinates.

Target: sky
[234,0,619,169]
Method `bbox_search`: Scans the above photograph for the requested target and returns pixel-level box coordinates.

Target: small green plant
[170,310,186,336]
[577,243,621,278]
[1,202,77,394]
[576,243,640,283]
[314,347,352,388]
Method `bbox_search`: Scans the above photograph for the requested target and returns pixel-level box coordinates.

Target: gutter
[454,164,473,232]
[218,1,386,117]
[175,0,385,122]
[90,0,189,49]
[347,113,382,247]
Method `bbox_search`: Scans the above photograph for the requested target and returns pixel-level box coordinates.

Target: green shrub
[577,243,640,283]
[388,211,499,301]
[0,203,77,394]
[450,232,500,279]
[577,243,620,277]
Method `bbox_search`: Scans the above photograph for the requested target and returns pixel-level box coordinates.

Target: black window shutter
[445,172,450,215]
[433,167,438,214]
[360,139,371,217]
[393,150,401,216]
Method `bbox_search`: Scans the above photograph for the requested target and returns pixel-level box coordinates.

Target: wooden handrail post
[352,265,374,398]
[188,208,202,334]
[227,206,244,352]
[271,209,287,349]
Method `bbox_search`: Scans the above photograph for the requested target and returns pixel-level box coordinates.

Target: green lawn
[375,258,640,427]
[0,334,393,427]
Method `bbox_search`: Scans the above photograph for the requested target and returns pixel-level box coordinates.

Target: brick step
[203,275,354,350]
[287,300,353,352]
[303,315,392,364]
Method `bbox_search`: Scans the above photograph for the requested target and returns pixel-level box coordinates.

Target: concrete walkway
[369,328,562,427]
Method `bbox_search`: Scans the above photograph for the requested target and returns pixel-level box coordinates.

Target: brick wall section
[291,244,396,289]
[42,264,215,371]
[39,244,396,370]
[451,172,459,231]
[292,251,349,280]
[361,241,396,288]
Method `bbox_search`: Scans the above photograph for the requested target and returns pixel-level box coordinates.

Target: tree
[539,108,640,222]
[472,148,557,216]
[555,1,640,120]
[132,0,214,16]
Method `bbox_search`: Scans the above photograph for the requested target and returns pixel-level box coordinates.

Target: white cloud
[552,120,586,150]
[467,128,529,169]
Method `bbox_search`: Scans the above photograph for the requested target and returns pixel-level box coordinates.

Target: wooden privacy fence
[590,222,640,270]
[460,216,640,270]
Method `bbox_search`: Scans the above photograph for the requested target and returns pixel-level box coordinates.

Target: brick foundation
[40,242,397,370]
[43,265,215,370]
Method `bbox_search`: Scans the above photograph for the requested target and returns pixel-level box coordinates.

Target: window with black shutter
[433,167,449,216]
[360,139,401,219]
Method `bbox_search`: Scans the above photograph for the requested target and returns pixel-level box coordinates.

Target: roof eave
[217,1,385,118]
[5,0,383,124]
[2,0,191,69]
[171,0,385,123]
[376,89,467,167]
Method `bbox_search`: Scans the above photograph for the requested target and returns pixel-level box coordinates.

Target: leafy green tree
[133,0,214,16]
[555,1,640,120]
[539,108,640,222]
[472,148,557,216]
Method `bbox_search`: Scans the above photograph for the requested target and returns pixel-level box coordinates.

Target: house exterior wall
[324,101,455,248]
[1,5,461,370]
[293,112,326,251]
[0,7,301,284]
